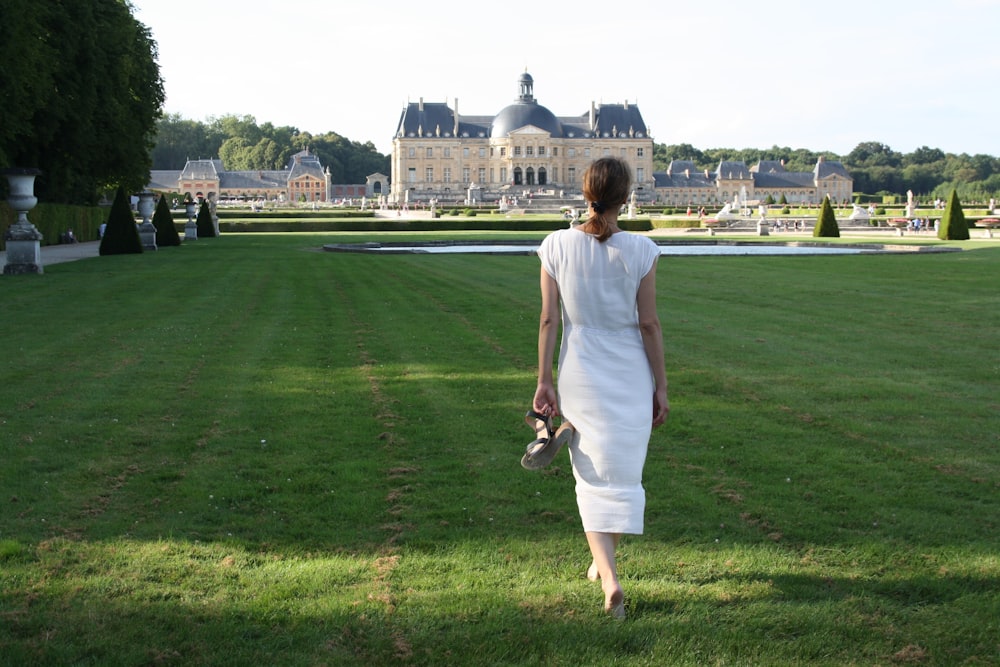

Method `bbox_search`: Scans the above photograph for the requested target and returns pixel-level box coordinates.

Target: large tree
[0,0,164,204]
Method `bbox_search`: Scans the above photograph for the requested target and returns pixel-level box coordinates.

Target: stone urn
[977,218,1000,238]
[885,218,909,237]
[2,168,43,275]
[137,190,157,250]
[702,218,723,236]
[183,198,198,241]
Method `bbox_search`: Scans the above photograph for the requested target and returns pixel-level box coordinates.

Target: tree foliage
[0,1,164,204]
[99,187,143,255]
[813,196,840,238]
[938,189,969,240]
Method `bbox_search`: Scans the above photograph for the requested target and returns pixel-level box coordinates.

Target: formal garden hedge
[0,202,105,248]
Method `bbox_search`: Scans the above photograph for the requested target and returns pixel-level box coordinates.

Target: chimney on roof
[454,97,459,136]
[590,102,595,131]
[624,99,629,110]
[419,97,424,112]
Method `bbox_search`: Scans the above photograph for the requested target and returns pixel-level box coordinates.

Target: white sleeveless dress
[537,228,660,534]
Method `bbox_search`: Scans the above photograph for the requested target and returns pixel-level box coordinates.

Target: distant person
[529,156,669,619]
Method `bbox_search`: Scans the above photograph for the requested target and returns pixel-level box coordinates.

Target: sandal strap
[524,409,554,440]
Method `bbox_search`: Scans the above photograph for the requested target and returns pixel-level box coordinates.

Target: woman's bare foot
[604,585,625,619]
[587,561,600,582]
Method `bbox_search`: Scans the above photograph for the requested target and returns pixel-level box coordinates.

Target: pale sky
[130,0,1000,158]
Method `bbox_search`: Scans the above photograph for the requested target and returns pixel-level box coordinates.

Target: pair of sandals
[521,409,574,470]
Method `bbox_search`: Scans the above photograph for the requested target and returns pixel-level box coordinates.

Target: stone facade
[654,157,853,207]
[148,149,373,203]
[391,72,655,204]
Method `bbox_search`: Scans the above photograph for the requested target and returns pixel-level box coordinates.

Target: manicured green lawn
[1,233,997,666]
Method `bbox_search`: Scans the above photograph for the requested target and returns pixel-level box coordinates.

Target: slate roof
[395,102,459,138]
[814,158,851,180]
[652,158,850,191]
[716,160,752,180]
[394,73,648,141]
[219,171,286,190]
[287,149,326,181]
[753,171,814,188]
[179,159,222,180]
[751,160,787,174]
[148,170,181,190]
[589,104,648,139]
[654,161,715,188]
[666,160,700,176]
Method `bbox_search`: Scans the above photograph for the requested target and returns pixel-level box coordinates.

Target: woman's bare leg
[587,533,620,581]
[585,532,625,617]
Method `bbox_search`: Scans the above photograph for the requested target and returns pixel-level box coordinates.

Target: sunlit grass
[1,233,997,665]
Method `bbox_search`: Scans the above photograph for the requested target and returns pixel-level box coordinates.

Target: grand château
[391,72,852,207]
[391,71,654,204]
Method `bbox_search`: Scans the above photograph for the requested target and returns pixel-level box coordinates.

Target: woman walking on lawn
[532,156,669,619]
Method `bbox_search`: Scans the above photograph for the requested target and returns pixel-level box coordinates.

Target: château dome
[490,72,563,138]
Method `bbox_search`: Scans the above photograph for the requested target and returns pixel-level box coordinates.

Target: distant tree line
[653,141,1000,203]
[152,114,390,184]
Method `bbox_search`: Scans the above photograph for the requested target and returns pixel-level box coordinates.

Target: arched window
[513,167,523,185]
[526,167,535,185]
[538,167,547,185]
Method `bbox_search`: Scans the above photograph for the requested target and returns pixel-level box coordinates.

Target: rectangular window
[621,148,627,156]
[444,148,451,158]
[443,167,451,183]
[637,168,644,182]
[479,148,486,158]
[409,148,416,157]
[584,148,591,157]
[514,146,522,156]
[604,148,611,156]
[408,167,416,183]
[552,147,558,157]
[463,147,470,157]
[568,148,575,158]
[637,147,644,157]
[538,146,546,156]
[500,167,507,183]
[490,167,495,183]
[478,167,486,183]
[526,146,534,156]
[426,167,433,181]
[462,167,470,182]
[426,147,433,158]
[568,167,576,183]
[500,147,506,157]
